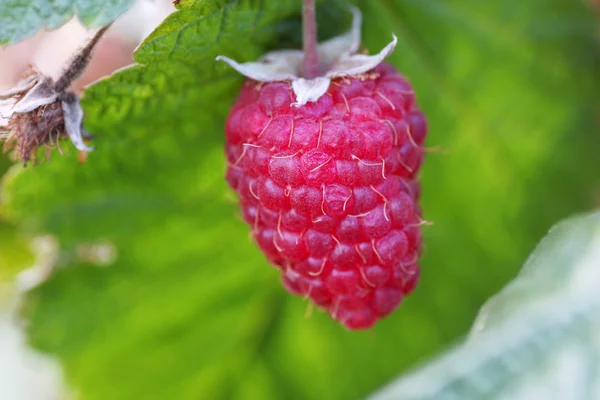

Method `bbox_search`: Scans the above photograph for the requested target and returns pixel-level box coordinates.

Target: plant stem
[54,23,113,92]
[302,0,319,79]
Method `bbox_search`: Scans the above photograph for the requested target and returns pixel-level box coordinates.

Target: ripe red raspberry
[224,63,426,329]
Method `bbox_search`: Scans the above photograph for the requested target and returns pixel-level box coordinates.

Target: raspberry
[224,63,426,329]
[218,6,427,329]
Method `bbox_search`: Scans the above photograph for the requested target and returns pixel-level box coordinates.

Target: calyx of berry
[0,24,111,164]
[216,8,397,106]
[0,74,91,153]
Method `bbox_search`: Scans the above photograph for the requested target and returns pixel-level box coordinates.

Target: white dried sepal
[326,35,398,77]
[11,77,58,114]
[317,6,362,65]
[215,55,298,82]
[216,7,397,106]
[291,77,331,106]
[0,75,39,100]
[61,95,93,152]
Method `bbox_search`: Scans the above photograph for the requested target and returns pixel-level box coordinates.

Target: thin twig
[53,23,113,92]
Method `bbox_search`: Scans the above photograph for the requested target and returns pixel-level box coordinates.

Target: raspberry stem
[302,0,320,79]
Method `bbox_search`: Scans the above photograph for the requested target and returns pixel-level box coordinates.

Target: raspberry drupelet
[219,8,427,329]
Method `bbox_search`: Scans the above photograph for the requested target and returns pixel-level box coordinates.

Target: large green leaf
[0,221,32,283]
[0,155,32,283]
[363,0,600,350]
[370,211,600,399]
[0,0,598,399]
[0,0,135,45]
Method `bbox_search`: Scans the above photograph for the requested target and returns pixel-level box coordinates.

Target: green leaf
[1,0,599,399]
[370,211,600,400]
[0,156,33,283]
[0,221,33,282]
[362,0,600,353]
[0,0,135,45]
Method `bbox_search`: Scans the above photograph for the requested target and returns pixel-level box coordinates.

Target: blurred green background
[0,0,599,399]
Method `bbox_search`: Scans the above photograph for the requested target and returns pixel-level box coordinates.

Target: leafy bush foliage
[0,0,598,399]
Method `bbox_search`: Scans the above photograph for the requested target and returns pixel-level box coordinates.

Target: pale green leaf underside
[371,212,600,400]
[0,0,135,45]
[0,0,599,399]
